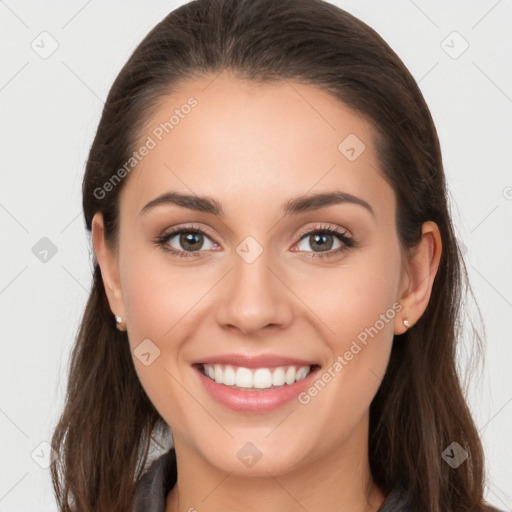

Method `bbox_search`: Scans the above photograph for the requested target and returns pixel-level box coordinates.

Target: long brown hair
[50,1,494,510]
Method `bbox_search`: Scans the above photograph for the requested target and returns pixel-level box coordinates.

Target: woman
[50,0,505,511]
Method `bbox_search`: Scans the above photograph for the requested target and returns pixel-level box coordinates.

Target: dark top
[132,447,504,512]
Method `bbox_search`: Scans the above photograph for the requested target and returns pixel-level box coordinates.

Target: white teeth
[223,365,236,385]
[285,366,295,385]
[202,364,312,389]
[296,366,309,381]
[253,368,272,389]
[214,364,223,383]
[271,367,286,386]
[236,367,253,388]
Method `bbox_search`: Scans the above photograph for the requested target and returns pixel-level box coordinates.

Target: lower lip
[194,365,320,412]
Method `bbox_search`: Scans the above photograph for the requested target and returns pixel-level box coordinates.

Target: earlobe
[91,212,125,320]
[395,221,442,334]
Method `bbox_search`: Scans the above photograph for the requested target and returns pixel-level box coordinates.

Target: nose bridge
[217,238,293,334]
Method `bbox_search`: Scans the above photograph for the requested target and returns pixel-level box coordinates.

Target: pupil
[181,232,202,251]
[311,234,332,251]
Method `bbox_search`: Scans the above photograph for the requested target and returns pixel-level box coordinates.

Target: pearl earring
[403,319,410,328]
[114,315,126,331]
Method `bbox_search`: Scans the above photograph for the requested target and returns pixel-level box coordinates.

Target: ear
[91,212,125,321]
[395,221,442,334]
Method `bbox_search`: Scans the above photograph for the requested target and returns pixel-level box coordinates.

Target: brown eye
[302,232,336,252]
[176,231,205,252]
[155,226,217,257]
[294,225,355,259]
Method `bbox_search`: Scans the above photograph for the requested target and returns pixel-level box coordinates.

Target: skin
[92,71,442,512]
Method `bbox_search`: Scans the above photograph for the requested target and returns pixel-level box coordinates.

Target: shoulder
[133,447,177,512]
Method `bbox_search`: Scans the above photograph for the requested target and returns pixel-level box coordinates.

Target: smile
[201,363,313,390]
[192,360,321,412]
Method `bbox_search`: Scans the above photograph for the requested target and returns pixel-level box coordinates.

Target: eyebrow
[139,190,375,218]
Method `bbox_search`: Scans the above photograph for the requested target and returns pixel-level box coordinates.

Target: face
[94,71,411,476]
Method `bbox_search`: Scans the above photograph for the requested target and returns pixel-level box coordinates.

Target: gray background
[0,0,511,510]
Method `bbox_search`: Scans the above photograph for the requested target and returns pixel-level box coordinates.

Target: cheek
[118,252,205,428]
[120,242,207,341]
[293,240,402,411]
[118,244,221,400]
[293,255,401,441]
[294,246,402,349]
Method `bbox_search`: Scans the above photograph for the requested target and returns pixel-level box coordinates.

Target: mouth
[191,358,321,412]
[194,363,321,391]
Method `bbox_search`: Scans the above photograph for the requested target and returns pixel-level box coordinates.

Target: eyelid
[160,222,218,242]
[155,221,355,258]
[154,223,220,258]
[290,222,355,259]
[294,222,352,242]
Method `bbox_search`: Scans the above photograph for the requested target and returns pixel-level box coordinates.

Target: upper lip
[192,353,319,369]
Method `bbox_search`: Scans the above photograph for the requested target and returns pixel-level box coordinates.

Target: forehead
[120,72,394,226]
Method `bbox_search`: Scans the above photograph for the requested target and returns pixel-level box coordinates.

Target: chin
[193,436,309,477]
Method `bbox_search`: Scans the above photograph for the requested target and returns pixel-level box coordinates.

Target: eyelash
[152,223,356,260]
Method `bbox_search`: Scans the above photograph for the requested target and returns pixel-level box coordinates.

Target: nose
[216,247,294,336]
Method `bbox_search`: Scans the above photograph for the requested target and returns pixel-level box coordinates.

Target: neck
[165,417,385,512]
